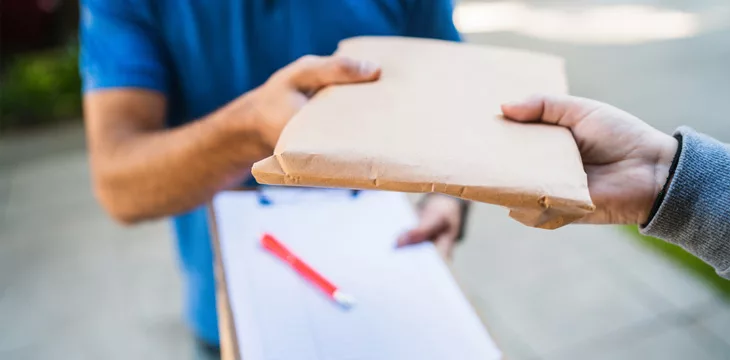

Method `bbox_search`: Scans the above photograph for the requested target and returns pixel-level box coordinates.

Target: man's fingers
[396,228,427,247]
[282,55,381,93]
[396,215,448,248]
[501,94,598,128]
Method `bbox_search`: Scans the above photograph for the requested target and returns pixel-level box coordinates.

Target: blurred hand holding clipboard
[209,187,502,360]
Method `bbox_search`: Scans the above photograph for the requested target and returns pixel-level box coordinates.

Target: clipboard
[208,188,504,360]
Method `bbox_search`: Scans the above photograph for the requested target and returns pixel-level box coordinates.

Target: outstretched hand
[502,94,678,225]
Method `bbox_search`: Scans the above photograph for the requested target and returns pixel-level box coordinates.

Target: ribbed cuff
[641,126,730,276]
[641,127,699,238]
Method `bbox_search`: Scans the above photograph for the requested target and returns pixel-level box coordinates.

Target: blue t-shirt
[80,0,460,346]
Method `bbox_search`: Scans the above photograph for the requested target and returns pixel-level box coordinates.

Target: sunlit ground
[454,1,730,44]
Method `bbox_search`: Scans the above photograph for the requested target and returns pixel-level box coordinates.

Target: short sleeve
[404,0,462,42]
[79,0,169,94]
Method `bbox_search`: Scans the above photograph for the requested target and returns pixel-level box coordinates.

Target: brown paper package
[252,36,595,229]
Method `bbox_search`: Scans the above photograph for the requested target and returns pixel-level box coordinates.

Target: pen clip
[257,187,273,206]
[257,186,360,206]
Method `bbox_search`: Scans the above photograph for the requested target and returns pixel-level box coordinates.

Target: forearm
[641,127,730,278]
[92,97,265,223]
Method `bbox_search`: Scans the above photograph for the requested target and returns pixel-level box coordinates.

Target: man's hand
[246,55,381,152]
[396,195,466,261]
[84,55,380,223]
[502,94,678,225]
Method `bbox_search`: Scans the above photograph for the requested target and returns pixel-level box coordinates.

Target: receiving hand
[246,55,381,150]
[397,194,466,261]
[502,94,678,225]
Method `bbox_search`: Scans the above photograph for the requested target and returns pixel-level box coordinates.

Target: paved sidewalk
[2,125,729,360]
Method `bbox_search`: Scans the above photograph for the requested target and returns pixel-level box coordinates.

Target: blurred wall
[1,0,79,62]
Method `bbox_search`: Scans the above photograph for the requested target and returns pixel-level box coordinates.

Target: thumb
[434,233,455,261]
[282,55,381,93]
[501,94,597,128]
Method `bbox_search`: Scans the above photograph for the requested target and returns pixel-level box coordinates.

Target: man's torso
[82,0,459,346]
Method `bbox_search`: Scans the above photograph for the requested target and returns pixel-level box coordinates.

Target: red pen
[260,233,356,308]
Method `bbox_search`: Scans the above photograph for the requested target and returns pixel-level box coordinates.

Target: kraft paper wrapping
[253,37,595,229]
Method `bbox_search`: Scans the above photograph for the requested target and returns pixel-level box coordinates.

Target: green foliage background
[624,225,730,297]
[0,44,82,133]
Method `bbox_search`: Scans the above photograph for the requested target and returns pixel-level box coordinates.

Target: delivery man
[79,0,469,355]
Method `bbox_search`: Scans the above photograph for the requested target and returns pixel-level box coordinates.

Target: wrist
[653,134,679,194]
[644,133,680,225]
[213,94,271,160]
[225,95,261,137]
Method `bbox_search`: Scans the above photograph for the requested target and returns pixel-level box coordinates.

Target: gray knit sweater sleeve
[641,126,730,278]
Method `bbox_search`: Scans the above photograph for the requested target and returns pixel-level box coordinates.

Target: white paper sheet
[213,188,501,360]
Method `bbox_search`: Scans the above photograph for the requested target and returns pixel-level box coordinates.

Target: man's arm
[80,1,380,224]
[641,127,730,278]
[84,89,263,224]
[84,57,380,224]
[502,95,730,279]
